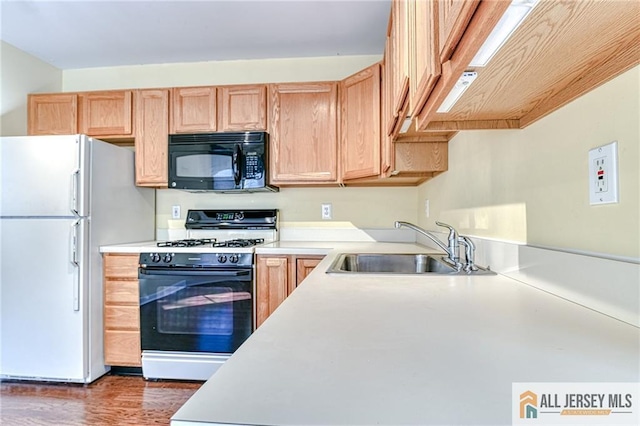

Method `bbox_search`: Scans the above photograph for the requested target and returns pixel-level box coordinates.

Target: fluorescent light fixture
[470,0,539,67]
[436,71,478,113]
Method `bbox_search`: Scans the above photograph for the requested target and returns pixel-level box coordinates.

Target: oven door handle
[139,268,251,277]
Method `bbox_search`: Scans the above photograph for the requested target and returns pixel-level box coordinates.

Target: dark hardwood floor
[0,374,201,425]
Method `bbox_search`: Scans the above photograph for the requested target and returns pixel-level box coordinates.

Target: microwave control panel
[244,153,263,179]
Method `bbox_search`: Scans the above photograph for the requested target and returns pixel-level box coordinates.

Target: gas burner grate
[157,238,216,248]
[212,238,265,248]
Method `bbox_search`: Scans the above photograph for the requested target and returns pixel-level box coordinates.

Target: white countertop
[171,243,640,426]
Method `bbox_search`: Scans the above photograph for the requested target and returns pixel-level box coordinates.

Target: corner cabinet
[269,82,339,184]
[341,64,382,181]
[256,254,325,327]
[135,89,170,187]
[103,253,141,367]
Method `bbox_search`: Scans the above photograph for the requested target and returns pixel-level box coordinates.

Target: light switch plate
[588,141,619,205]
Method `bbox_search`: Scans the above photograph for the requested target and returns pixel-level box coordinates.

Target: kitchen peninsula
[170,242,640,426]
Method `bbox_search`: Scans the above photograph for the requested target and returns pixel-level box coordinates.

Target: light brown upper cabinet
[135,89,170,187]
[386,0,410,137]
[437,0,480,63]
[79,90,134,137]
[408,0,440,118]
[269,82,339,184]
[170,84,267,134]
[171,86,217,133]
[413,0,638,131]
[341,64,381,181]
[27,93,78,135]
[218,85,267,131]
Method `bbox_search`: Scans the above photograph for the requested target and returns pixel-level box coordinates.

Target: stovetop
[156,238,265,248]
[156,238,215,248]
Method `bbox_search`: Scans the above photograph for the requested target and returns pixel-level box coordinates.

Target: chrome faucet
[394,221,462,270]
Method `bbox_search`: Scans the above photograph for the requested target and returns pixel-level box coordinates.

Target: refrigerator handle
[70,220,80,311]
[70,169,80,216]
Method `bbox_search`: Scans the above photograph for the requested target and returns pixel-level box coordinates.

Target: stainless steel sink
[326,253,458,275]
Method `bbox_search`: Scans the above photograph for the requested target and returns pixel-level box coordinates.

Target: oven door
[138,267,253,354]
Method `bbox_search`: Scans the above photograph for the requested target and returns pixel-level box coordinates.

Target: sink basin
[326,253,458,275]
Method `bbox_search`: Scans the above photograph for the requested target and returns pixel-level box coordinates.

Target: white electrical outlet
[172,205,181,219]
[424,199,430,218]
[588,141,619,205]
[321,203,332,220]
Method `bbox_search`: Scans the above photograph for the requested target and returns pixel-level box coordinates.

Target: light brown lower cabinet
[256,254,325,327]
[103,253,141,367]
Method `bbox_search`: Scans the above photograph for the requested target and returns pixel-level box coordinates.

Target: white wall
[417,66,640,260]
[0,41,62,136]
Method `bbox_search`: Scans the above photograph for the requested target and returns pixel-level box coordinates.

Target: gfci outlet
[321,203,332,220]
[424,199,430,218]
[172,205,181,219]
[588,141,619,205]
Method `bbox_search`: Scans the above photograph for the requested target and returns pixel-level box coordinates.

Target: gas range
[138,209,277,380]
[143,209,278,264]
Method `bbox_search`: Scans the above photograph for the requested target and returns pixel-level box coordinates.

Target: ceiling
[0,0,391,70]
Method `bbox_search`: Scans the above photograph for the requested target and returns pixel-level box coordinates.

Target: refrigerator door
[0,135,89,218]
[0,217,94,382]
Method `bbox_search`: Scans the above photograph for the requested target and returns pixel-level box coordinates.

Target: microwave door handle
[233,144,242,186]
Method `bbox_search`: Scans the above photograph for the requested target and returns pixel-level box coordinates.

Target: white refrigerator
[0,135,155,383]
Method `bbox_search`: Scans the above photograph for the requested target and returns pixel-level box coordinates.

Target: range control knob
[163,254,173,263]
[150,253,161,263]
[217,255,228,264]
[229,254,239,264]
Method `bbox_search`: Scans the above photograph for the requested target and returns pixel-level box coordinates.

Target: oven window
[175,154,232,178]
[139,270,253,354]
[157,286,251,336]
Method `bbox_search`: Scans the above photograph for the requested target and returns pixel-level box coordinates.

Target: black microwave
[168,131,278,192]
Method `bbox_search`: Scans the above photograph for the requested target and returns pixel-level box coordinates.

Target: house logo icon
[520,390,538,419]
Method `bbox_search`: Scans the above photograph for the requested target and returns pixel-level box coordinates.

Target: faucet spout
[394,221,461,270]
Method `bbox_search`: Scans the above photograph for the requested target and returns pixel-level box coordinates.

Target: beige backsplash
[155,185,420,236]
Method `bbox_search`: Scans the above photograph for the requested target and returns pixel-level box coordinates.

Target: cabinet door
[256,256,290,327]
[104,331,141,367]
[437,0,480,63]
[79,91,133,136]
[409,0,441,117]
[269,83,339,183]
[218,85,267,131]
[135,89,169,187]
[171,86,217,133]
[391,0,410,118]
[341,64,382,181]
[27,94,78,135]
[295,257,324,287]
